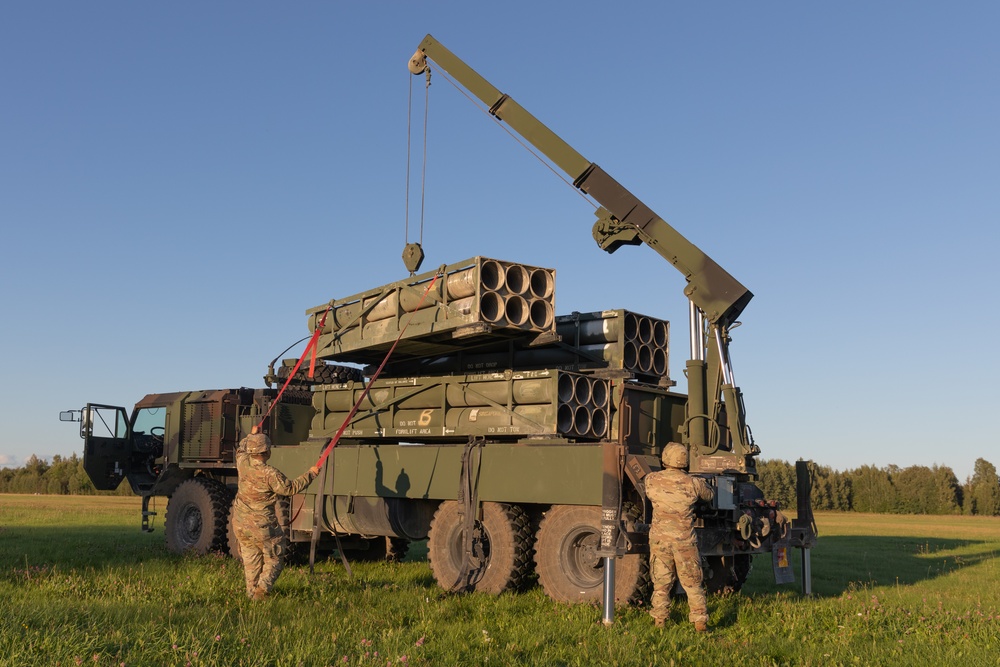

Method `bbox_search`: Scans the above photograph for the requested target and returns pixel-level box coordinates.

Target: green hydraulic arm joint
[409,34,753,328]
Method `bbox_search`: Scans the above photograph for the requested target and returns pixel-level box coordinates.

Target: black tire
[534,504,648,606]
[428,500,534,594]
[704,554,753,595]
[344,537,411,563]
[278,362,363,387]
[386,537,410,563]
[226,497,241,561]
[165,477,232,555]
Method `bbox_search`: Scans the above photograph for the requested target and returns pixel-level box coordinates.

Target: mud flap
[771,537,795,585]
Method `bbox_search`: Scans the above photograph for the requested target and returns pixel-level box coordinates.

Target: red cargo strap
[255,303,334,431]
[315,272,441,469]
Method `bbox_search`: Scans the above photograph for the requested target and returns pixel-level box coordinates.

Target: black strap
[309,463,325,575]
[309,456,353,578]
[451,437,486,592]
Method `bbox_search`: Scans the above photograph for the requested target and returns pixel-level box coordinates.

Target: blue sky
[1,2,997,481]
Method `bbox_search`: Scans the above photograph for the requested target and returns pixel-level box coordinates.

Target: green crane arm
[409,34,753,328]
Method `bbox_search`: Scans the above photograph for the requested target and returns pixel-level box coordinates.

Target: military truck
[62,35,816,612]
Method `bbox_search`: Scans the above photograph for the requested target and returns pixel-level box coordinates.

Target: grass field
[1,495,998,666]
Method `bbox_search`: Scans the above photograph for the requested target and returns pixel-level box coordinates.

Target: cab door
[81,403,132,491]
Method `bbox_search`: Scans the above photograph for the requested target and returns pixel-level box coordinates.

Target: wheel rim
[447,521,491,582]
[178,503,203,548]
[559,525,602,588]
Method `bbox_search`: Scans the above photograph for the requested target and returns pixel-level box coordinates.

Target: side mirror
[60,410,82,423]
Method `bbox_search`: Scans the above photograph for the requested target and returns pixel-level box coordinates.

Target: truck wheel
[534,504,648,606]
[705,554,753,594]
[165,477,231,555]
[226,498,241,562]
[734,553,753,589]
[386,537,410,563]
[428,500,534,594]
[278,362,363,387]
[344,537,411,563]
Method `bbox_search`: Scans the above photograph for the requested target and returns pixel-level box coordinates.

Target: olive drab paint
[67,34,816,613]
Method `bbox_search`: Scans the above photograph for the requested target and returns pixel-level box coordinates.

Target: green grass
[1,496,998,666]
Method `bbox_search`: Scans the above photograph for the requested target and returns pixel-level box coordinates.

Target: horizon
[2,3,998,483]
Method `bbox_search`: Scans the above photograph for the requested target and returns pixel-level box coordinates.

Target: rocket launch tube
[306,257,555,334]
[312,370,610,440]
[321,377,561,412]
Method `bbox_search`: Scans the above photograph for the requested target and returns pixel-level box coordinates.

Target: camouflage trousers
[649,535,708,624]
[233,507,286,597]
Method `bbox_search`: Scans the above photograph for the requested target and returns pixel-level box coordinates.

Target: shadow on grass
[743,534,998,599]
[1,524,433,581]
[13,529,992,611]
[1,525,177,572]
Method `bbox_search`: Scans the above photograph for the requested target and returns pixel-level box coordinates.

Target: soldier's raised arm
[694,476,715,504]
[265,465,318,498]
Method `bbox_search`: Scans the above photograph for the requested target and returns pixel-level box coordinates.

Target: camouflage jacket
[645,467,714,542]
[233,441,317,521]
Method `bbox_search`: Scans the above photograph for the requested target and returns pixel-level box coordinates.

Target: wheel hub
[564,529,602,586]
[181,505,203,545]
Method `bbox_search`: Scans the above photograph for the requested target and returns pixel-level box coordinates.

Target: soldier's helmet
[661,443,689,469]
[244,433,272,455]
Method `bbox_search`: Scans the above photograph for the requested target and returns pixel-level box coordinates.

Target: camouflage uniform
[233,433,317,599]
[644,444,714,628]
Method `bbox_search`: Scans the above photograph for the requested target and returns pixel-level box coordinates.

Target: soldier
[645,442,715,632]
[233,426,320,600]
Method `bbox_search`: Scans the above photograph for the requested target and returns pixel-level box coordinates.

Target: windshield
[132,406,166,435]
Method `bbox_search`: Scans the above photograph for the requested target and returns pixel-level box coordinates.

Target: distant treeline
[3,453,1000,516]
[0,454,132,496]
[757,458,1000,516]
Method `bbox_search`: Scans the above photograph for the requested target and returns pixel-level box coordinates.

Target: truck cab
[64,387,315,547]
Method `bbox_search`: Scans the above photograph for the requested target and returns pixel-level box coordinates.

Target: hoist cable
[420,72,430,245]
[405,74,413,245]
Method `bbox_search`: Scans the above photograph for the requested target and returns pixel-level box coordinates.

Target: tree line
[756,458,1000,516]
[0,453,132,496]
[3,453,1000,517]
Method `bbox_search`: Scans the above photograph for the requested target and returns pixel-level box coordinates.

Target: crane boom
[410,34,760,459]
[409,34,753,328]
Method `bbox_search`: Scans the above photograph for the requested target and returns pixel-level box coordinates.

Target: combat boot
[251,588,268,601]
[694,621,709,633]
[654,618,665,628]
